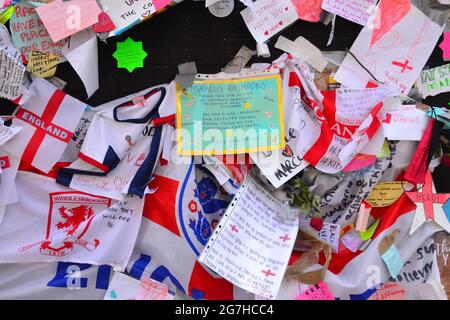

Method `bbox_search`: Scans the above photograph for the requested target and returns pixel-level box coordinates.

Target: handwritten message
[10,2,67,60]
[241,0,298,43]
[366,182,404,207]
[199,177,299,299]
[383,105,429,141]
[99,0,172,35]
[322,0,377,26]
[176,74,284,155]
[419,64,450,98]
[295,282,335,300]
[0,23,25,100]
[27,50,59,77]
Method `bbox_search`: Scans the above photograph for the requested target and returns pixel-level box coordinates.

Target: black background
[1,0,449,191]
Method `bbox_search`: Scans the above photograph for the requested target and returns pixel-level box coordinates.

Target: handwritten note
[10,2,67,61]
[366,182,404,207]
[381,244,404,278]
[240,0,298,43]
[295,282,335,300]
[300,218,341,252]
[99,0,172,36]
[322,0,377,26]
[0,23,25,100]
[199,177,299,299]
[176,74,284,155]
[419,64,450,98]
[335,5,444,95]
[36,0,102,42]
[26,50,59,77]
[382,105,429,141]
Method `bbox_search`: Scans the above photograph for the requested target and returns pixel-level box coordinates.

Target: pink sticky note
[36,0,102,42]
[295,282,335,300]
[439,32,450,60]
[153,0,173,11]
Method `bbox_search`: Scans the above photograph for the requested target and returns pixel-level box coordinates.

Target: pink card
[295,282,335,300]
[153,0,173,11]
[36,0,102,42]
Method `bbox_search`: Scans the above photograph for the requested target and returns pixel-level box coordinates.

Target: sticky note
[36,0,102,42]
[381,244,404,278]
[295,282,335,300]
[112,38,148,73]
[360,219,380,241]
[27,51,59,78]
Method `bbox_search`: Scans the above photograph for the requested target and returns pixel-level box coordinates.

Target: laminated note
[321,0,377,27]
[199,176,299,299]
[176,74,284,156]
[419,64,450,98]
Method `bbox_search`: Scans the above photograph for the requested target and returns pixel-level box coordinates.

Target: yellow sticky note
[366,182,404,207]
[377,140,390,159]
[27,51,59,78]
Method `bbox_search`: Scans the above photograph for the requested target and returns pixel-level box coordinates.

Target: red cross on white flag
[406,171,450,235]
[2,79,86,173]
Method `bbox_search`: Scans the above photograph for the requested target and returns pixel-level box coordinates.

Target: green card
[112,37,148,73]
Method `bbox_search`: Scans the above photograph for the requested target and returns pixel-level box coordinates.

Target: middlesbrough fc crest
[40,192,111,256]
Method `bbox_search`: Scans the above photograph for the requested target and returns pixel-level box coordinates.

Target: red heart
[264,30,269,36]
[92,12,116,33]
[282,145,294,157]
[279,21,283,26]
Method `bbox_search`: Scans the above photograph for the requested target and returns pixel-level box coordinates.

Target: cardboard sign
[176,74,285,155]
[10,2,67,61]
[36,0,102,42]
[433,232,450,299]
[321,0,377,26]
[419,63,450,98]
[366,182,404,207]
[199,177,299,299]
[240,0,298,44]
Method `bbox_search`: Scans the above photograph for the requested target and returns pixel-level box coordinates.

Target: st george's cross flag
[2,78,86,173]
[0,171,144,270]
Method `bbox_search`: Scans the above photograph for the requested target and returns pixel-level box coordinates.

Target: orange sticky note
[355,200,372,232]
[36,0,102,42]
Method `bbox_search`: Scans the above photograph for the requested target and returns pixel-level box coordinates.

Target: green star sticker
[112,37,148,73]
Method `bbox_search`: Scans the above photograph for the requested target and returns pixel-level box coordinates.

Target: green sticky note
[112,37,148,73]
[376,140,390,159]
[0,6,15,24]
[360,219,380,241]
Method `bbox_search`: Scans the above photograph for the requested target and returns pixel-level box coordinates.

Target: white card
[0,121,22,146]
[240,0,298,44]
[104,272,141,300]
[321,0,377,26]
[382,104,429,141]
[335,5,444,95]
[199,176,299,299]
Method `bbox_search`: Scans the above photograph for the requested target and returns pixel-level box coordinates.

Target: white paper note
[199,176,299,299]
[321,0,377,26]
[0,24,25,100]
[382,104,429,141]
[240,0,298,44]
[335,5,444,95]
[0,121,21,146]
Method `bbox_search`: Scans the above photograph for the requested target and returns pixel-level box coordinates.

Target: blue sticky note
[444,200,450,223]
[381,244,403,278]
